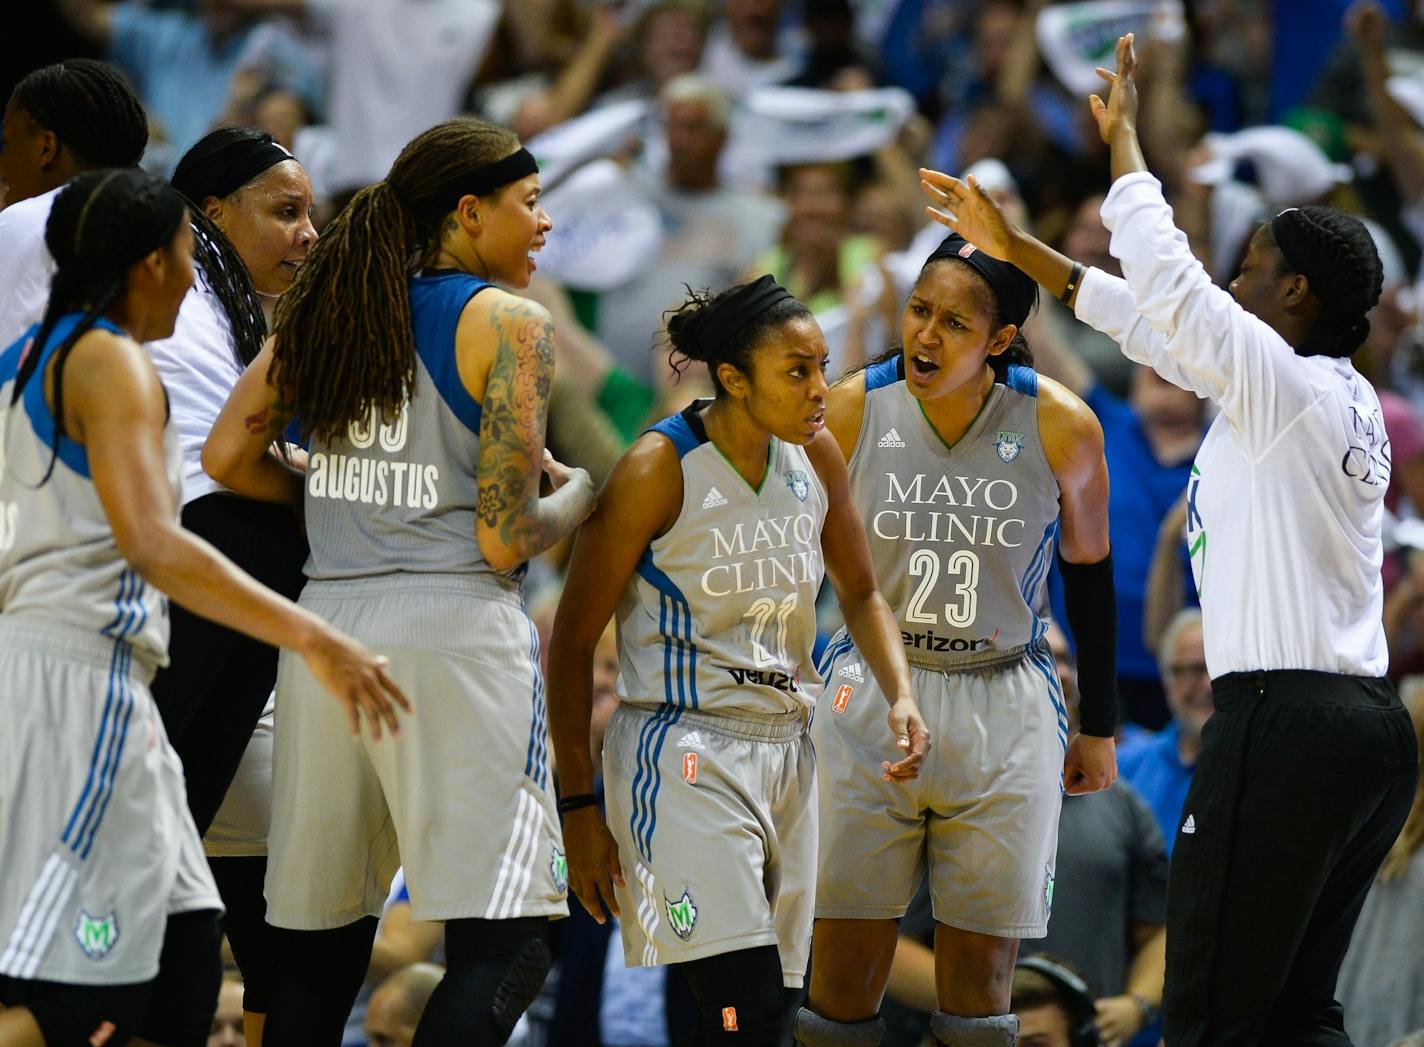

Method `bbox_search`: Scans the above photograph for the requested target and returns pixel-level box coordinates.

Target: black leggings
[677,944,788,1045]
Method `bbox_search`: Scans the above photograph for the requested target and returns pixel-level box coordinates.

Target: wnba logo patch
[833,685,853,714]
[723,1007,739,1032]
[682,752,698,784]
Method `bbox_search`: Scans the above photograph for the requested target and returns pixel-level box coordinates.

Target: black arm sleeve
[1058,551,1117,737]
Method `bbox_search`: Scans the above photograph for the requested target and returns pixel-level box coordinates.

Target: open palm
[918,168,1019,262]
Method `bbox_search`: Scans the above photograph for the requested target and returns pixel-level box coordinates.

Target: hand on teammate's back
[1062,733,1117,795]
[564,808,625,925]
[543,449,594,498]
[881,697,932,782]
[300,625,412,742]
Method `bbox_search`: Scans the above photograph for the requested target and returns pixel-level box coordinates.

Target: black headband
[699,275,795,354]
[1270,208,1337,311]
[171,132,294,204]
[924,233,1038,329]
[402,147,540,224]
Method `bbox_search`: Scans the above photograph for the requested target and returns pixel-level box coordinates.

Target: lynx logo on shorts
[551,846,569,894]
[1044,867,1055,919]
[784,470,810,502]
[665,889,698,941]
[683,752,699,784]
[994,430,1024,463]
[75,910,119,960]
[837,662,864,683]
[833,684,853,714]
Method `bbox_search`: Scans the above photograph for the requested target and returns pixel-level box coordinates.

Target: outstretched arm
[77,332,409,739]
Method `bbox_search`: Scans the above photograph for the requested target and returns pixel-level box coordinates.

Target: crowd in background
[8,0,1424,1045]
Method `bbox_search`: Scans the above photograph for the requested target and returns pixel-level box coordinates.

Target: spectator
[1034,625,1168,1047]
[366,963,445,1047]
[1117,610,1214,853]
[699,0,804,98]
[1011,956,1103,1047]
[593,75,784,383]
[52,0,315,162]
[210,973,247,1047]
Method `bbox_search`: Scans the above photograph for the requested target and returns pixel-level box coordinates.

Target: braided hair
[270,118,520,441]
[171,128,284,368]
[1264,206,1384,358]
[11,169,187,484]
[10,59,148,169]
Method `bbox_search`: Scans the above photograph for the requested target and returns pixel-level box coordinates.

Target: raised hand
[1089,33,1140,145]
[918,168,1022,262]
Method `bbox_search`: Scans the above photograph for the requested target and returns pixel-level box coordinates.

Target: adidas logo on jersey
[877,428,906,448]
[676,731,707,751]
[837,662,865,683]
[1181,814,1196,835]
[702,486,729,509]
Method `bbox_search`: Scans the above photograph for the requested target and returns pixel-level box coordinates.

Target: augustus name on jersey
[616,403,828,715]
[850,356,1060,669]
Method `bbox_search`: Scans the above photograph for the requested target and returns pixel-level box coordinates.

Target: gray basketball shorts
[602,703,816,987]
[204,691,273,858]
[0,621,221,985]
[265,574,567,929]
[812,635,1065,937]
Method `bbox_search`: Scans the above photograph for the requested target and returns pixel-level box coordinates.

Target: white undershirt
[1075,172,1388,679]
[0,187,62,351]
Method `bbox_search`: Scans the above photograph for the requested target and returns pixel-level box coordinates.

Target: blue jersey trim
[15,315,125,480]
[409,272,490,436]
[646,412,703,459]
[864,354,904,392]
[1004,364,1038,397]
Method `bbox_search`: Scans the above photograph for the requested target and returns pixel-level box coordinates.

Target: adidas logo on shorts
[1182,814,1197,835]
[837,662,865,683]
[877,428,906,448]
[676,731,707,751]
[702,486,729,509]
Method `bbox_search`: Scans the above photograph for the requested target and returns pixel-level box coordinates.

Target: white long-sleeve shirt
[1075,172,1388,679]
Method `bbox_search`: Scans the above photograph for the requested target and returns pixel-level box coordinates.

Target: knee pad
[929,1010,1019,1047]
[793,1006,885,1046]
[678,946,786,1044]
[137,908,224,1046]
[414,916,551,1047]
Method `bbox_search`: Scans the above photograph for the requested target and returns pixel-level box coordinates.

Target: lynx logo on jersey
[665,889,698,940]
[994,431,1024,463]
[551,846,569,894]
[784,470,810,502]
[75,910,119,960]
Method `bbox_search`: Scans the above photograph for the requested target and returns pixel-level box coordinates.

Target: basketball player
[920,33,1418,1047]
[0,59,149,348]
[156,126,318,1045]
[204,118,597,1045]
[794,233,1117,1047]
[0,169,405,1047]
[548,276,930,1046]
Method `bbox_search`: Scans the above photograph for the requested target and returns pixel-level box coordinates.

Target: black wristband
[1060,261,1085,304]
[556,793,599,815]
[1057,551,1117,737]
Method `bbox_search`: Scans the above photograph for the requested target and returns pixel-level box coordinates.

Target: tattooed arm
[471,294,596,571]
[203,337,305,505]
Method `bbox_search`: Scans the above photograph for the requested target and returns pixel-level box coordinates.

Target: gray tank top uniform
[832,354,1061,696]
[616,402,829,718]
[0,315,181,669]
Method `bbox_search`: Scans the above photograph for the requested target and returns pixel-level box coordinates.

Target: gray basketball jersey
[616,403,828,715]
[304,272,503,581]
[849,356,1060,670]
[0,316,180,665]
